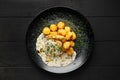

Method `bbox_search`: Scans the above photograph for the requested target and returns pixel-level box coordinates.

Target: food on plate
[50,24,57,31]
[66,47,74,56]
[55,40,62,47]
[65,26,71,32]
[36,21,77,67]
[42,27,50,35]
[58,29,66,36]
[71,32,76,40]
[57,21,65,29]
[70,41,75,47]
[63,41,71,49]
[65,32,73,40]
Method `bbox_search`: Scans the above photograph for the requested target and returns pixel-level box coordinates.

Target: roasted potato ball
[42,27,50,35]
[70,41,75,47]
[63,41,70,49]
[50,24,57,31]
[55,35,64,40]
[65,32,72,40]
[57,22,65,29]
[56,40,62,47]
[58,29,66,36]
[66,47,74,56]
[46,32,57,39]
[71,32,76,40]
[46,34,54,39]
[50,32,57,36]
[61,37,66,42]
[65,26,71,32]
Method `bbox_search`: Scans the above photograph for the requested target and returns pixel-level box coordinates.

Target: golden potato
[70,41,75,47]
[50,32,57,36]
[66,47,74,56]
[65,32,72,40]
[46,32,57,39]
[63,41,70,49]
[61,37,66,42]
[55,40,62,47]
[50,24,57,31]
[42,27,50,35]
[55,35,64,40]
[71,32,76,40]
[65,26,71,32]
[46,34,54,39]
[57,21,65,29]
[58,29,66,36]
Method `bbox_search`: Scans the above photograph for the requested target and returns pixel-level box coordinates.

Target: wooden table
[0,0,120,80]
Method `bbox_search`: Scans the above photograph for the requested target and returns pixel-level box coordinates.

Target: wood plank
[0,42,32,67]
[0,67,119,80]
[0,0,120,17]
[0,41,119,67]
[0,17,120,41]
[89,41,120,66]
[87,17,120,41]
[0,18,32,41]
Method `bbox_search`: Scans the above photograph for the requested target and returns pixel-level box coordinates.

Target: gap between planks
[0,65,120,68]
[0,16,120,18]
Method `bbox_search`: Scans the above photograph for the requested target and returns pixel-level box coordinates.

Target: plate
[26,7,94,74]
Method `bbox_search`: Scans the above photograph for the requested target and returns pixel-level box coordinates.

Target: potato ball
[42,27,50,35]
[46,35,54,39]
[61,37,66,42]
[66,47,74,56]
[65,26,71,32]
[63,41,70,49]
[70,41,75,47]
[57,22,65,29]
[50,32,57,36]
[50,24,57,31]
[71,32,76,40]
[65,32,72,40]
[46,32,57,39]
[58,29,66,36]
[55,35,64,40]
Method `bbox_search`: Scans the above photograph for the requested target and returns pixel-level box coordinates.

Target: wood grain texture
[0,18,32,41]
[87,17,120,41]
[0,17,120,41]
[0,67,120,80]
[0,0,120,17]
[0,42,32,67]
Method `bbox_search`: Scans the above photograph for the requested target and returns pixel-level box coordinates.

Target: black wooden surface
[0,0,120,80]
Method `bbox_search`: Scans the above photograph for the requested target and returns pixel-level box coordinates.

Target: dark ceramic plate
[26,7,94,74]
